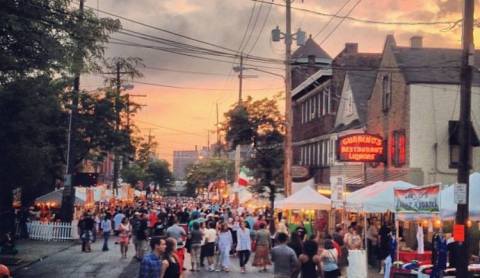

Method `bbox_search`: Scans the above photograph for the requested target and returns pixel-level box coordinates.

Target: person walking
[236,220,252,273]
[139,237,166,278]
[81,213,95,252]
[119,217,132,258]
[217,222,233,272]
[252,223,272,272]
[188,222,203,272]
[271,232,299,278]
[204,221,217,271]
[161,238,181,278]
[319,239,340,278]
[299,240,322,278]
[135,213,149,261]
[101,214,112,251]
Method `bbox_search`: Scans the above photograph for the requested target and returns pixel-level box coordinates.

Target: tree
[0,0,121,233]
[146,159,172,192]
[185,158,234,196]
[120,163,146,188]
[223,96,284,232]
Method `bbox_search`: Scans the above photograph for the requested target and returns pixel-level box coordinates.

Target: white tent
[275,186,331,210]
[440,172,480,220]
[346,180,417,213]
[292,178,315,194]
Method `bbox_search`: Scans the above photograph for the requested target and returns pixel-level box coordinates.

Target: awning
[276,186,330,210]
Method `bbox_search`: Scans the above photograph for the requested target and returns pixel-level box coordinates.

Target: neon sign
[337,133,385,162]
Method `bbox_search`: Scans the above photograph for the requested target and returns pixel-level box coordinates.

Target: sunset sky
[81,0,475,165]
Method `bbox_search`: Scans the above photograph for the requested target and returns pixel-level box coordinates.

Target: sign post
[454,183,467,205]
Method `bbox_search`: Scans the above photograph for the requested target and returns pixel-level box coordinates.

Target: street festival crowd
[70,196,403,278]
[1,196,466,278]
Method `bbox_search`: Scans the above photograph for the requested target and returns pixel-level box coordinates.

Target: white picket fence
[27,221,74,241]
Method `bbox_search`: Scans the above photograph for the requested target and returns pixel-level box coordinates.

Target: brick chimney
[410,36,423,49]
[344,43,358,54]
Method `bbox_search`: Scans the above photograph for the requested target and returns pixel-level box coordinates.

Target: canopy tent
[275,186,331,210]
[292,178,315,194]
[346,180,417,213]
[440,172,480,220]
[35,189,85,206]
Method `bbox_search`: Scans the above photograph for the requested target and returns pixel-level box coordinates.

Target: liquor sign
[330,175,345,208]
[394,184,440,213]
[337,133,385,162]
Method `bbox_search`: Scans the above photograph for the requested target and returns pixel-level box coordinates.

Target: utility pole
[61,0,84,222]
[455,0,474,276]
[271,1,305,196]
[112,62,121,196]
[284,0,293,196]
[216,102,220,156]
[238,54,244,103]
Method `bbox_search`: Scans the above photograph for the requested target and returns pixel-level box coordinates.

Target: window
[382,75,392,112]
[345,94,353,116]
[392,130,406,167]
[318,93,322,117]
[317,142,322,166]
[300,146,304,165]
[322,89,331,115]
[323,140,328,166]
[301,102,305,124]
[328,139,335,165]
[310,96,316,120]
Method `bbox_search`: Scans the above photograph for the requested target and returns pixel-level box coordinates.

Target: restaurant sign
[337,133,384,162]
[394,184,440,213]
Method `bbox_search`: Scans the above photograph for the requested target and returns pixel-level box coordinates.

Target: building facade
[365,35,480,185]
[173,150,199,180]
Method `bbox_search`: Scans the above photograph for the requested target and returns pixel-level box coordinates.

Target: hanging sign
[454,183,467,204]
[330,175,345,208]
[394,184,440,213]
[337,133,384,162]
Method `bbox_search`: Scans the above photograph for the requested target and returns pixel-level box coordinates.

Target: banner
[394,184,440,213]
[330,175,345,208]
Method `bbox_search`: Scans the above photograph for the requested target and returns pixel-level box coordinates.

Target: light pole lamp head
[296,28,306,46]
[272,26,281,42]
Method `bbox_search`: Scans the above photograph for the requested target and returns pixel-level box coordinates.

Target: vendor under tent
[440,172,480,220]
[275,186,331,210]
[35,188,85,207]
[345,180,417,212]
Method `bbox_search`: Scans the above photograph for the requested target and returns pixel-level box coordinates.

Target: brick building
[365,35,480,185]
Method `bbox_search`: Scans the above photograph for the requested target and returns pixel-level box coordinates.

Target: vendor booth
[276,186,331,238]
[344,180,418,278]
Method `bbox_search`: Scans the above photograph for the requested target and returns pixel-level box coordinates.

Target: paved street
[13,238,274,278]
[13,237,383,278]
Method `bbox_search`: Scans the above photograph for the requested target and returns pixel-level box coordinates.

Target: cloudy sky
[81,0,471,165]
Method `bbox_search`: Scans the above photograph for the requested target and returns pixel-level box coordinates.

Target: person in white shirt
[204,221,218,271]
[101,214,112,251]
[236,220,252,273]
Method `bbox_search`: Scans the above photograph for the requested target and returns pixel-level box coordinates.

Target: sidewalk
[0,239,76,273]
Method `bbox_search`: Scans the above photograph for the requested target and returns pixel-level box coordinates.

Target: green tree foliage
[185,158,234,196]
[223,96,284,212]
[146,159,172,190]
[120,163,146,188]
[0,0,121,233]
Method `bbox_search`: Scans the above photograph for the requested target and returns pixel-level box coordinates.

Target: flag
[238,166,251,186]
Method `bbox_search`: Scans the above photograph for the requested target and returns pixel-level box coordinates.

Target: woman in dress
[299,240,322,277]
[252,223,271,272]
[118,217,131,258]
[161,238,181,278]
[217,222,233,272]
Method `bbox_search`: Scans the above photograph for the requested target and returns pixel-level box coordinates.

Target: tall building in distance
[173,149,199,180]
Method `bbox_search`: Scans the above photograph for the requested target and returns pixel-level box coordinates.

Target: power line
[242,1,264,53]
[144,66,231,76]
[251,0,460,26]
[237,1,258,53]
[318,0,363,46]
[130,80,283,92]
[136,120,205,137]
[313,0,353,39]
[246,1,273,56]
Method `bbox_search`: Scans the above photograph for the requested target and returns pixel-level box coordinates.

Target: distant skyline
[80,0,471,165]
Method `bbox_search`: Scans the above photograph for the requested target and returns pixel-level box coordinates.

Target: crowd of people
[72,196,401,278]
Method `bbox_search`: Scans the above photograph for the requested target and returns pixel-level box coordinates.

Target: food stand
[275,186,331,237]
[345,180,418,278]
